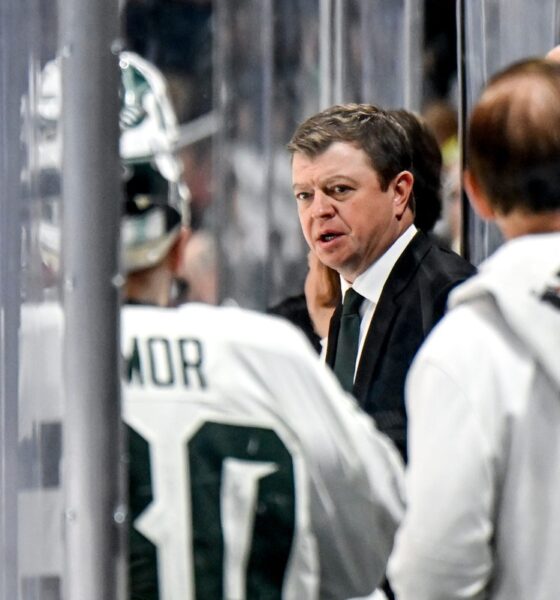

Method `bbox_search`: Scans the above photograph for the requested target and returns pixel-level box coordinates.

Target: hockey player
[119,55,405,599]
[388,58,560,598]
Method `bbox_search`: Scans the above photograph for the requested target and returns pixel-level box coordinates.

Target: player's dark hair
[389,109,442,231]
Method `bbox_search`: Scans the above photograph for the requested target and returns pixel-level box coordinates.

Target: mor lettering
[124,336,207,389]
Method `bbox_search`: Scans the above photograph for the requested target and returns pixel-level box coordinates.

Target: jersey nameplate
[124,335,207,389]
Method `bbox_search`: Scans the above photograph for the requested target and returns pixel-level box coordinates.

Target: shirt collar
[340,224,418,304]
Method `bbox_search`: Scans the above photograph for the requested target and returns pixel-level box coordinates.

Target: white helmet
[35,51,190,275]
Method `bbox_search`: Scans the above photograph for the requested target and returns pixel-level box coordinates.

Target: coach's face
[292,141,413,283]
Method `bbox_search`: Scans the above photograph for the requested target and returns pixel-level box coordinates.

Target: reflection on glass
[462,0,559,264]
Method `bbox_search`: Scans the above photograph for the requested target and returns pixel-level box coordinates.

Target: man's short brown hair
[467,58,560,214]
[287,103,412,191]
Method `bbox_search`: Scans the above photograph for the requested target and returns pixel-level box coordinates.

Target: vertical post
[0,2,24,597]
[403,0,424,110]
[456,0,471,262]
[59,0,124,598]
[555,0,560,45]
[333,0,345,104]
[212,0,229,305]
[261,0,275,308]
[319,0,333,108]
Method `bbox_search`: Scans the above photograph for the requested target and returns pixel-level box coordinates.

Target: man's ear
[464,170,495,221]
[393,170,414,217]
[170,226,191,276]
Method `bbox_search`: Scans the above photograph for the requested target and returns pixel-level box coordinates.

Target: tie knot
[342,287,364,316]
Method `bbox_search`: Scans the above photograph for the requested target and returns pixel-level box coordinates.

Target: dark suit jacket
[326,231,476,460]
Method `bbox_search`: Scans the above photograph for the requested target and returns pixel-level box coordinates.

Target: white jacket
[389,233,560,599]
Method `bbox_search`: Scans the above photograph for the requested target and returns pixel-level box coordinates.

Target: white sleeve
[388,355,494,600]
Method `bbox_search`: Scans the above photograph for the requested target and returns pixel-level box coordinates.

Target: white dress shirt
[339,225,417,378]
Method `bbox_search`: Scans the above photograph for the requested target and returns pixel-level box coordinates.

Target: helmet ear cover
[121,207,182,273]
[121,161,184,273]
[124,162,174,211]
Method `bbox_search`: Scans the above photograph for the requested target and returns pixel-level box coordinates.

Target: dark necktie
[333,287,364,392]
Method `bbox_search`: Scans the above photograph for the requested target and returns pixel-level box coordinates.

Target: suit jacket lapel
[353,231,432,403]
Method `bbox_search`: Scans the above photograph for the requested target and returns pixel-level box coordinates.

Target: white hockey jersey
[389,233,560,599]
[121,303,404,600]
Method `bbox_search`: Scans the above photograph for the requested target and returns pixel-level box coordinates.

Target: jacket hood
[448,233,560,388]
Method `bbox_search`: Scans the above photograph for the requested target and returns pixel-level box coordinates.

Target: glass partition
[124,0,425,310]
[211,0,425,309]
[1,1,452,596]
[1,1,64,597]
[460,0,560,264]
[326,0,424,110]
[211,0,320,309]
[1,0,123,598]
